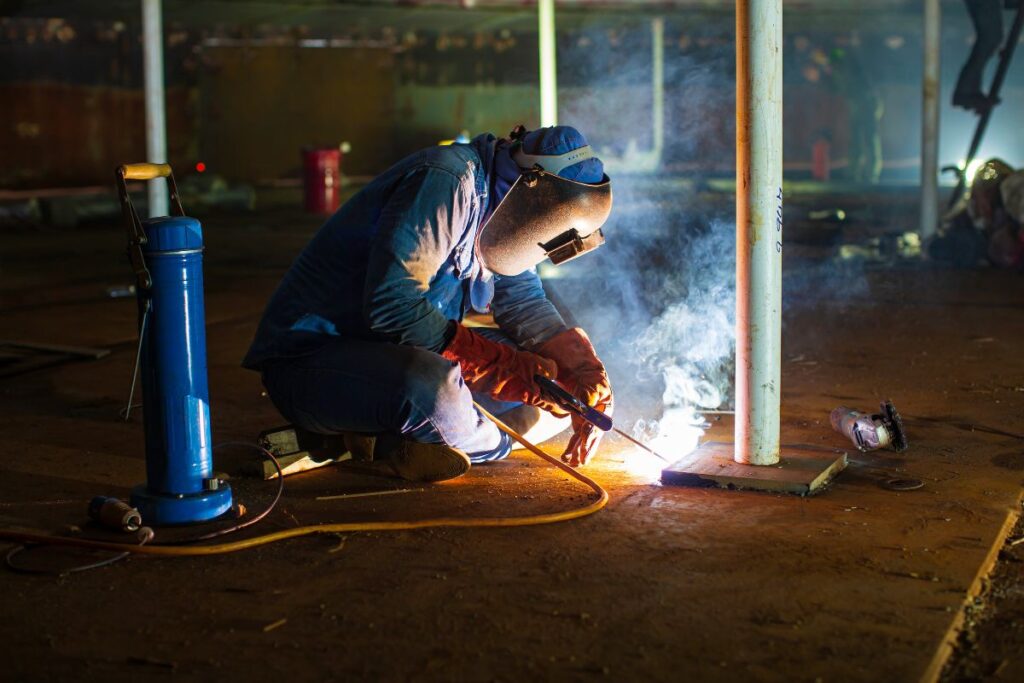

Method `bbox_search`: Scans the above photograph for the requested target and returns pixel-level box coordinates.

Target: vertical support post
[920,0,941,240]
[651,17,664,160]
[142,0,168,218]
[734,0,783,466]
[538,0,557,127]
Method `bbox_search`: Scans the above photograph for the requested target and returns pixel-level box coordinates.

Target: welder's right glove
[442,323,562,412]
[534,327,613,467]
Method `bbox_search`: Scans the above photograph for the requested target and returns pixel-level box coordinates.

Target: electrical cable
[2,443,281,573]
[5,526,154,576]
[154,441,284,545]
[0,406,608,558]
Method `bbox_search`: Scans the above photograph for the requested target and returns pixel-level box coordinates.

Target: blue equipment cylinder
[130,216,233,524]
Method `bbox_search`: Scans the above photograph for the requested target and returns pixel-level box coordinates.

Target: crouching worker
[243,126,613,482]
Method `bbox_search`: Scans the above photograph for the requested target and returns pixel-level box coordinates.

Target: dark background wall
[197,45,395,181]
[0,2,1021,189]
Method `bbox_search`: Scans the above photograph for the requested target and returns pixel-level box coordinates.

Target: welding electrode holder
[830,400,908,453]
[115,162,233,525]
[535,375,613,432]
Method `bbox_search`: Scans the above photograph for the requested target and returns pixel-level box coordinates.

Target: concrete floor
[1,212,1022,681]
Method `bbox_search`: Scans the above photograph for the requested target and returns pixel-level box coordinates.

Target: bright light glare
[960,158,985,186]
[621,446,666,481]
[623,406,707,480]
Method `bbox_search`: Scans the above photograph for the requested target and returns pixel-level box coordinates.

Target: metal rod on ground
[538,0,557,127]
[947,2,1024,209]
[920,0,941,240]
[141,0,168,218]
[734,0,783,466]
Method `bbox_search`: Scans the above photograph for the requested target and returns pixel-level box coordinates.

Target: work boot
[355,433,471,483]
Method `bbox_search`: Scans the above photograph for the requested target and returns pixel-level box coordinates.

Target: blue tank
[130,215,233,524]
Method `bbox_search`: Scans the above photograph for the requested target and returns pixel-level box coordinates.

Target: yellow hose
[0,404,607,557]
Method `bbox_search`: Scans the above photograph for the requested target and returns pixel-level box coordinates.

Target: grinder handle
[535,375,613,432]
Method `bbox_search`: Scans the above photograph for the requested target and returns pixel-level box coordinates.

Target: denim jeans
[260,331,519,463]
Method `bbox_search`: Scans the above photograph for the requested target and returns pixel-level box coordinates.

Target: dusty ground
[1,208,1023,682]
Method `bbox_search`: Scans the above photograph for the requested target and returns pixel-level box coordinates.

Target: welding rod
[534,375,672,463]
[611,428,671,463]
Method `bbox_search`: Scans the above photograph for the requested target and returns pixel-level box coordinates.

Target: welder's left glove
[535,327,613,467]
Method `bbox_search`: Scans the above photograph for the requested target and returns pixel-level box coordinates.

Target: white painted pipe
[538,0,557,127]
[734,0,783,466]
[142,0,168,217]
[920,0,941,240]
[651,16,664,164]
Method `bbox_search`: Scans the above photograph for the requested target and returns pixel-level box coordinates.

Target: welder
[243,126,613,483]
[931,158,1024,268]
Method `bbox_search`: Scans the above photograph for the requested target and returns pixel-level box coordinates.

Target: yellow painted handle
[119,163,172,180]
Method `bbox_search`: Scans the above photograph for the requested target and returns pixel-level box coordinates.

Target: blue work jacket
[243,134,567,369]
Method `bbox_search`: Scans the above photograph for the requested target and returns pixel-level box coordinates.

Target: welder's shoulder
[412,144,483,186]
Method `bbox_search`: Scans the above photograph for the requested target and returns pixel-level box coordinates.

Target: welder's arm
[491,269,568,349]
[441,323,561,410]
[535,328,613,467]
[363,168,468,352]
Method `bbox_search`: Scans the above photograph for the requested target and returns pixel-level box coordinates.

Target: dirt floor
[1,210,1023,681]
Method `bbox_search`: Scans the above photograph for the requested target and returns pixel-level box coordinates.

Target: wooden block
[661,441,847,495]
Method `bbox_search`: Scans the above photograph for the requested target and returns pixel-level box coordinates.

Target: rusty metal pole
[538,0,557,127]
[734,0,783,466]
[920,0,941,240]
[142,0,168,218]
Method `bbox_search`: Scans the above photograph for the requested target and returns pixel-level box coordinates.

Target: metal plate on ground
[662,441,848,495]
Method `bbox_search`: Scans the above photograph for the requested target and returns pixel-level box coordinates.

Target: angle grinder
[830,400,908,453]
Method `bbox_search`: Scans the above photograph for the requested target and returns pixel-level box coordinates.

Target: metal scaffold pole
[142,0,168,218]
[538,0,558,127]
[920,0,942,240]
[734,0,783,466]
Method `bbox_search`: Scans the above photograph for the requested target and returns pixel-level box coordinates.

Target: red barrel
[302,147,342,214]
[811,138,830,181]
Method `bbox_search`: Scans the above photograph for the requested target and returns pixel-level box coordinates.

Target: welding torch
[534,375,670,463]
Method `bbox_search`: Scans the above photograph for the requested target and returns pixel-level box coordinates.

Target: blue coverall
[243,134,568,462]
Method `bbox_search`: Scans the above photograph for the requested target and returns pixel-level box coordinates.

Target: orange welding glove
[442,323,561,411]
[534,327,613,467]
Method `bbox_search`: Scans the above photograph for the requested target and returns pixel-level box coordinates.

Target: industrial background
[1,0,1023,681]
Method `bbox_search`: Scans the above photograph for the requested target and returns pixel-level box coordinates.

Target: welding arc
[612,428,671,463]
[0,408,607,558]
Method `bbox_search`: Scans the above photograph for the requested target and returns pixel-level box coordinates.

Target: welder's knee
[399,352,469,424]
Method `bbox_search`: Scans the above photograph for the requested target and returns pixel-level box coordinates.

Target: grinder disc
[882,399,908,452]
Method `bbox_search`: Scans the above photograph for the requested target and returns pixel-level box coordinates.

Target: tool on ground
[535,375,670,462]
[88,497,142,532]
[253,425,353,479]
[830,400,908,453]
[116,162,233,524]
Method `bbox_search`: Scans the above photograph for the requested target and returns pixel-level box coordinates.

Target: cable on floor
[0,406,607,559]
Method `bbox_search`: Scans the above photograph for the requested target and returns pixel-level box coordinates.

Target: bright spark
[624,405,708,481]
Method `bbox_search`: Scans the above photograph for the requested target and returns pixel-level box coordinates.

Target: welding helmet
[476,126,613,276]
